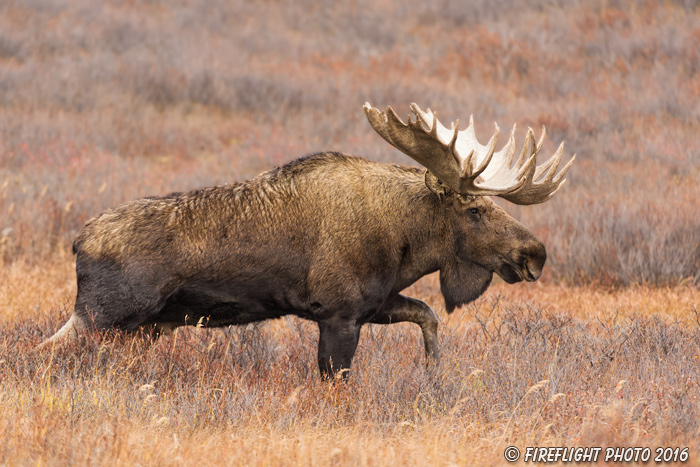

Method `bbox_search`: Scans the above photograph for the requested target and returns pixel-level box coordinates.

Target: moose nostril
[522,260,537,281]
[524,243,546,279]
[528,241,547,265]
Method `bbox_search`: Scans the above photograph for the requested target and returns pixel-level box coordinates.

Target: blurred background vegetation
[1,4,699,464]
[0,0,698,285]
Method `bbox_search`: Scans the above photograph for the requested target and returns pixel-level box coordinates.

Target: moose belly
[157,282,311,327]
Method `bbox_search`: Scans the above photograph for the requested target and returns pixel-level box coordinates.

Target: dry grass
[2,264,700,465]
[1,0,699,285]
[1,0,699,465]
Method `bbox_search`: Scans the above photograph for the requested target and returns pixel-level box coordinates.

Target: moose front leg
[371,294,440,365]
[317,319,362,380]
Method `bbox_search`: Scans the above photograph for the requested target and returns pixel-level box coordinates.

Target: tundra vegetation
[0,0,699,465]
[38,103,573,379]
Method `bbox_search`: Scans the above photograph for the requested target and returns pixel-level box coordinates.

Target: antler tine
[515,129,538,183]
[536,125,546,153]
[535,140,564,182]
[502,132,576,205]
[513,127,535,170]
[363,102,575,204]
[470,123,499,179]
[553,152,576,184]
[504,124,517,168]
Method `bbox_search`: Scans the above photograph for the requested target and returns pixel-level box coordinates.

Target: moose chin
[38,103,575,380]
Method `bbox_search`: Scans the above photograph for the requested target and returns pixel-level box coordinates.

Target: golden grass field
[1,0,699,465]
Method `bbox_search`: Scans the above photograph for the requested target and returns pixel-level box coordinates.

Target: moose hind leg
[75,288,167,333]
[371,294,440,364]
[74,254,179,334]
[317,319,362,380]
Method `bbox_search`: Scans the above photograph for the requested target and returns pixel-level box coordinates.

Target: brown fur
[41,152,546,378]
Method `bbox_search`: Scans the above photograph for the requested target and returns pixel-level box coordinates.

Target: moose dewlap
[39,103,575,379]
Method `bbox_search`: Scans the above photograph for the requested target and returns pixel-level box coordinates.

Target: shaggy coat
[42,152,546,378]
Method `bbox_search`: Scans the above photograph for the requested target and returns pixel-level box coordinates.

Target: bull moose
[40,103,575,379]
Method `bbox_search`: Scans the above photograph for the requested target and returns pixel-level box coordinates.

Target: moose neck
[390,177,494,311]
[391,181,452,293]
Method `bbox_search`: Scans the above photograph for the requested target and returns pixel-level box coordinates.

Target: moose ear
[425,171,452,201]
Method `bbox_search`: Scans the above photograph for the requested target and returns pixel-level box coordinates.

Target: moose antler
[363,103,576,205]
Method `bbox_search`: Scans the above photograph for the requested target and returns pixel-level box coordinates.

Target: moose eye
[469,207,479,216]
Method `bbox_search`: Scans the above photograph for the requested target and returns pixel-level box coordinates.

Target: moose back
[39,103,575,379]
